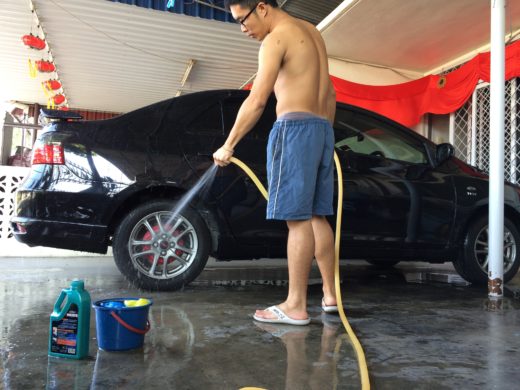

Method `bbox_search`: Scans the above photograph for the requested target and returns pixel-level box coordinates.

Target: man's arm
[214,33,285,166]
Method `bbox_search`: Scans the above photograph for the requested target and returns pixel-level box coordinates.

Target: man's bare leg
[311,216,336,307]
[255,219,315,320]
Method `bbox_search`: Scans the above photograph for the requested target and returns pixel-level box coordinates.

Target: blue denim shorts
[266,112,334,220]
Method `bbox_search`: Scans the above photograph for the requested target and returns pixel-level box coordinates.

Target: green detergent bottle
[48,279,91,359]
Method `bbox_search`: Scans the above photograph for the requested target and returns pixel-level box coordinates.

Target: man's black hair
[225,0,279,11]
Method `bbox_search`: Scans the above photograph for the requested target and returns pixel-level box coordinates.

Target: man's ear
[256,2,268,18]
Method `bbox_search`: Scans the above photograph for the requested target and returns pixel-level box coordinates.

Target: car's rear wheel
[453,215,520,284]
[113,200,210,291]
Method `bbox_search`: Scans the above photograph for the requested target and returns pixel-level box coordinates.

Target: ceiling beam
[316,0,359,33]
[176,59,196,96]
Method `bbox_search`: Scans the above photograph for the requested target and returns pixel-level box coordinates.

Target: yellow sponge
[124,298,150,307]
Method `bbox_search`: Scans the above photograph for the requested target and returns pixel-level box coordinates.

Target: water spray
[165,164,218,227]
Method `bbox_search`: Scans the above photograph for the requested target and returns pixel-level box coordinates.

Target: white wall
[411,116,428,137]
[430,114,451,144]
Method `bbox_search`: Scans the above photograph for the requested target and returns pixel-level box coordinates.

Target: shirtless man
[213,0,338,325]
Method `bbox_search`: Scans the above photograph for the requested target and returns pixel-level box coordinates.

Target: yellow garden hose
[229,154,370,390]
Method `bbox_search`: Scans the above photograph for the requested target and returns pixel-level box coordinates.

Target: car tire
[366,260,400,267]
[454,215,520,284]
[113,200,210,291]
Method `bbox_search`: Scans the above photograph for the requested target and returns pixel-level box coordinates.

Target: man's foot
[253,305,310,326]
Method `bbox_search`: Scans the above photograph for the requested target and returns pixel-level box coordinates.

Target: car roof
[104,89,435,147]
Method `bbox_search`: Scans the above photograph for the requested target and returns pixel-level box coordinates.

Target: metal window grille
[451,99,472,163]
[450,78,520,185]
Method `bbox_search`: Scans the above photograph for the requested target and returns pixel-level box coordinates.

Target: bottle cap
[71,279,84,290]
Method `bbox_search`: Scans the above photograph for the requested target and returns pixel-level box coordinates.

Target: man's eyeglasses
[237,3,259,27]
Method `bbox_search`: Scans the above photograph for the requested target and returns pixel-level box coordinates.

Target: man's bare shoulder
[260,27,288,50]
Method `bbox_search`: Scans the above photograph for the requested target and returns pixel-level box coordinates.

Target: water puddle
[504,285,520,300]
[404,271,471,286]
[192,279,289,287]
[193,266,325,287]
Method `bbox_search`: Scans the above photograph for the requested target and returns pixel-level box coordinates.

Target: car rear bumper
[10,217,108,254]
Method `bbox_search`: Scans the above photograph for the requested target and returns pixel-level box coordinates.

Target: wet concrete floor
[1,257,519,389]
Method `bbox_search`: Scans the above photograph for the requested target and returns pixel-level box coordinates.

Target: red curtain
[332,39,520,127]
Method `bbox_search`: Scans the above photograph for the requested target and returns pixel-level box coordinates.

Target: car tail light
[32,144,65,165]
[15,223,27,234]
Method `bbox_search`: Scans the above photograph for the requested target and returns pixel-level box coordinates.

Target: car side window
[333,108,427,164]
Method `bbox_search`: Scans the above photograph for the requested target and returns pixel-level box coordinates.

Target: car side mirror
[436,143,455,165]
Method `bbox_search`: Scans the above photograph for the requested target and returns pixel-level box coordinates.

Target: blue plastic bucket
[93,298,153,351]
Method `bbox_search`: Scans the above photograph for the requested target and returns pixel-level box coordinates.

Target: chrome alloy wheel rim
[474,225,516,274]
[128,211,199,280]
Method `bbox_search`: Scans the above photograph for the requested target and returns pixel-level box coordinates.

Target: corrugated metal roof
[105,1,344,26]
[0,0,260,112]
[0,0,44,107]
[0,0,342,113]
[107,0,234,23]
[7,0,513,115]
[282,0,343,25]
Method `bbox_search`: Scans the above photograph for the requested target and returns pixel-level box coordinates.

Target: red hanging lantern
[36,60,55,72]
[22,34,46,50]
[45,79,62,90]
[53,94,66,105]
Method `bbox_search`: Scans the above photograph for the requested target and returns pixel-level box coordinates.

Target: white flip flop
[321,298,339,313]
[253,305,311,326]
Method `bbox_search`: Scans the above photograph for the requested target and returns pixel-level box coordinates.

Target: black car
[11,90,520,290]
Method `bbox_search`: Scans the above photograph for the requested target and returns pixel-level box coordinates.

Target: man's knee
[311,215,331,227]
[286,219,312,229]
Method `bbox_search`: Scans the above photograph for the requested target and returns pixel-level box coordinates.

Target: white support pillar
[488,0,505,299]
